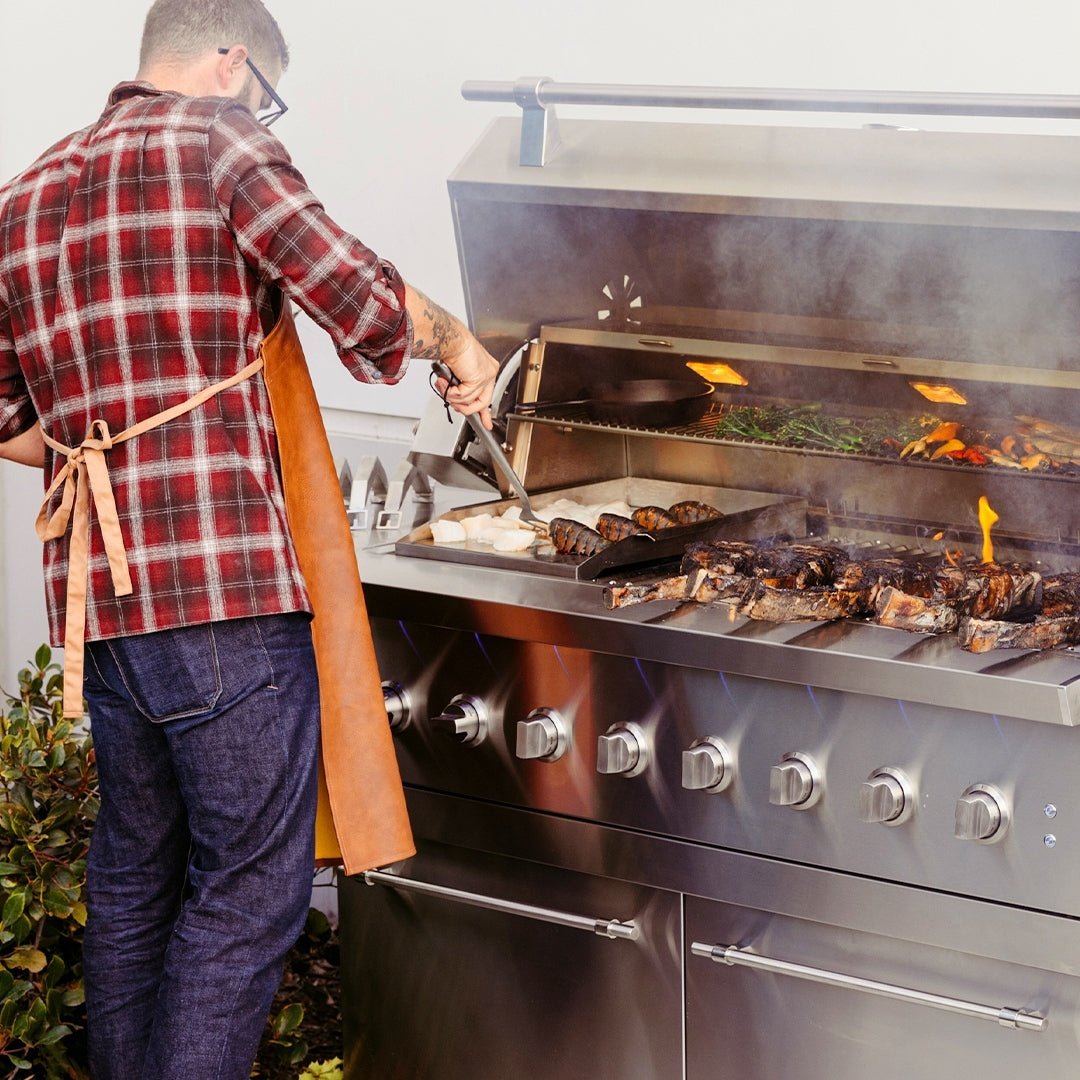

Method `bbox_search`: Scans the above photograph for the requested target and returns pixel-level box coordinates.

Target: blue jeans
[81,613,319,1080]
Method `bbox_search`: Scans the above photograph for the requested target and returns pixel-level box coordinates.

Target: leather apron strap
[37,356,265,720]
[259,303,414,874]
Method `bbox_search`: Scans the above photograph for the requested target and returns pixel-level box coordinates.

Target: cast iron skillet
[516,377,715,427]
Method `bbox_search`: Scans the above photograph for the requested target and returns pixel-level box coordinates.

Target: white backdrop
[2,0,1080,677]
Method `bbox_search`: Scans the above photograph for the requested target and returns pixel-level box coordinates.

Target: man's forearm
[405,284,467,361]
[0,422,45,467]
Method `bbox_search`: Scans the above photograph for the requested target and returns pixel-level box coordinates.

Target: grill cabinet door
[685,894,1079,1080]
[340,840,683,1080]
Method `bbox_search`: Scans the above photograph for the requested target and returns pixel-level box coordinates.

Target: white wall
[2,0,1080,675]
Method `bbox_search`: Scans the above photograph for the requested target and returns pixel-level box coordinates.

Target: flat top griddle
[394,478,807,580]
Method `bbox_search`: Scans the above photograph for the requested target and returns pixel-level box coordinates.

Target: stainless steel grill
[340,82,1080,1080]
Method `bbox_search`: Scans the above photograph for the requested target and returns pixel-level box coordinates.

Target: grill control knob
[382,681,411,733]
[769,752,823,810]
[431,694,488,746]
[954,783,1011,844]
[516,708,568,762]
[597,723,649,777]
[858,767,915,826]
[682,737,734,793]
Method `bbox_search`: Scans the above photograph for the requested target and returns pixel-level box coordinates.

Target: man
[0,1,498,1077]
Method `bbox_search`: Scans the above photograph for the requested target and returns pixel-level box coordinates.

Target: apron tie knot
[35,357,264,718]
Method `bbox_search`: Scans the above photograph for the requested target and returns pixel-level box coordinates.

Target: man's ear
[216,44,249,94]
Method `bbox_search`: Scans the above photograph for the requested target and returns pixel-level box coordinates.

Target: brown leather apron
[259,303,414,873]
[38,303,414,874]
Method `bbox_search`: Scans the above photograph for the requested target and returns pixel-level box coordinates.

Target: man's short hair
[139,0,289,72]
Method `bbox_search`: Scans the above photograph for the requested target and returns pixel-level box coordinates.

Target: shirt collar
[106,81,178,107]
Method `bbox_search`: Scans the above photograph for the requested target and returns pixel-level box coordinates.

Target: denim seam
[251,618,278,691]
[85,645,106,686]
[103,628,224,723]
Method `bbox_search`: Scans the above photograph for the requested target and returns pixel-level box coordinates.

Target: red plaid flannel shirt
[0,83,412,646]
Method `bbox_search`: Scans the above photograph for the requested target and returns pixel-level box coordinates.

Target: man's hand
[406,284,499,429]
[0,422,45,467]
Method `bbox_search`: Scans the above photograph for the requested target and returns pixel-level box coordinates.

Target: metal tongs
[430,362,543,527]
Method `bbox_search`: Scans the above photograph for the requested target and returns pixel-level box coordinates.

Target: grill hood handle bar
[462,77,1080,166]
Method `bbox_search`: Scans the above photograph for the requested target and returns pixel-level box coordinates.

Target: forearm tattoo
[411,290,464,360]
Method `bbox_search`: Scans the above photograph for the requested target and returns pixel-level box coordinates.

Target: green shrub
[298,1059,343,1080]
[0,647,339,1080]
[0,646,96,1079]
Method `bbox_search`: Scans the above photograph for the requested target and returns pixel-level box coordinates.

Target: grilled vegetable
[929,438,966,461]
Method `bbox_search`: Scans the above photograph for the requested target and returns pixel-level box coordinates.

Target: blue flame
[896,700,915,736]
[634,658,658,703]
[805,685,825,721]
[552,646,571,681]
[396,620,420,658]
[473,632,495,670]
[718,671,737,706]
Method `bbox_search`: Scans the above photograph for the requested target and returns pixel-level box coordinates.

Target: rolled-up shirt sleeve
[0,296,36,441]
[209,104,411,384]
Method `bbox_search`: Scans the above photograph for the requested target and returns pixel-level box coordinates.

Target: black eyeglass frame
[217,47,288,126]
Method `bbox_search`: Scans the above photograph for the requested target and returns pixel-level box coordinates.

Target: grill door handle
[690,942,1047,1032]
[364,869,641,941]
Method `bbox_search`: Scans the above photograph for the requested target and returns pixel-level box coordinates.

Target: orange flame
[978,496,999,564]
[944,547,964,567]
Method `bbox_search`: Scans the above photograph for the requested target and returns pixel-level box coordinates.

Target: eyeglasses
[217,48,288,126]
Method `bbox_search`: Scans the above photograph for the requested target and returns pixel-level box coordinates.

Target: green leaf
[70,902,87,927]
[43,954,64,990]
[37,1023,72,1045]
[0,862,21,875]
[61,986,85,1007]
[272,1001,304,1036]
[0,968,13,997]
[34,645,51,671]
[4,946,47,972]
[2,889,26,926]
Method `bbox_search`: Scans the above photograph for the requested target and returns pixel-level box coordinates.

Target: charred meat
[740,582,869,623]
[605,575,694,609]
[958,614,1080,653]
[548,517,611,558]
[874,586,961,634]
[680,540,757,577]
[753,543,848,590]
[1041,572,1080,619]
[934,561,1042,620]
[835,558,936,605]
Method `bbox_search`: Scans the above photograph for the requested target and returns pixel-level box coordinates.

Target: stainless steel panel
[339,841,682,1080]
[401,789,1080,979]
[358,548,1080,727]
[685,896,1080,1080]
[449,116,1080,229]
[370,615,1080,914]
